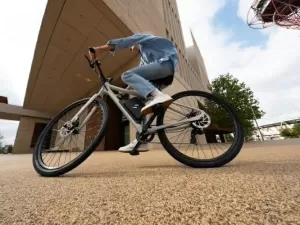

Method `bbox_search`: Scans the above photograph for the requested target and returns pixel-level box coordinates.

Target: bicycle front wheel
[156,90,244,168]
[33,98,108,177]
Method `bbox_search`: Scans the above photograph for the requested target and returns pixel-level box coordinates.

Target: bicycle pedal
[128,141,142,156]
[129,150,140,156]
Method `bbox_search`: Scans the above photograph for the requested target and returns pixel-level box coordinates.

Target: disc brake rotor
[189,111,211,129]
[59,120,79,137]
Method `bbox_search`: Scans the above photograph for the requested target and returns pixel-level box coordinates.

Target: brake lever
[84,55,95,69]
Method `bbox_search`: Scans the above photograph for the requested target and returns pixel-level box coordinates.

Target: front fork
[60,87,105,136]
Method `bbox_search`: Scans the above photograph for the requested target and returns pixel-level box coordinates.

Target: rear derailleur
[190,127,205,145]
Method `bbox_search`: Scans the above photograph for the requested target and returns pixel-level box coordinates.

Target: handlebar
[84,47,101,69]
[83,54,97,69]
[84,47,110,84]
[88,47,95,54]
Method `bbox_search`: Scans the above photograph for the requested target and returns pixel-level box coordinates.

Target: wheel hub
[187,110,211,129]
[59,119,79,137]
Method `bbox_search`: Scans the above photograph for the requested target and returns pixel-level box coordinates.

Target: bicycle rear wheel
[156,90,244,168]
[33,98,108,177]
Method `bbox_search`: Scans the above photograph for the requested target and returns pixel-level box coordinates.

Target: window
[30,123,50,148]
[123,121,130,146]
[0,96,8,104]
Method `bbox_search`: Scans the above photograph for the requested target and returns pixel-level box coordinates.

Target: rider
[89,32,179,152]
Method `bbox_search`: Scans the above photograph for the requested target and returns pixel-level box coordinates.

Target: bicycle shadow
[62,164,187,178]
[61,163,234,178]
[57,160,300,178]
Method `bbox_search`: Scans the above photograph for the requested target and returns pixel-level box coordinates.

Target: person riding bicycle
[89,32,179,152]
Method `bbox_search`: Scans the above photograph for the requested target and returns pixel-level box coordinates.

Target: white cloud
[177,0,300,126]
[0,0,47,144]
[0,0,47,105]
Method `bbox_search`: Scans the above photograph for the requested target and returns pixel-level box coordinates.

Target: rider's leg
[119,61,173,152]
[121,60,174,115]
[119,112,154,152]
[119,139,148,152]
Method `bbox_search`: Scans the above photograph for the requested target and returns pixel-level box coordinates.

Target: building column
[129,124,136,144]
[104,97,123,150]
[205,131,218,143]
[13,116,51,154]
[84,106,105,151]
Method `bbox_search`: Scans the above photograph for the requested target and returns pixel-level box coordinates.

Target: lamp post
[251,106,264,141]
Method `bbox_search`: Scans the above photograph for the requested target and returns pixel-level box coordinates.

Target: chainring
[136,132,155,144]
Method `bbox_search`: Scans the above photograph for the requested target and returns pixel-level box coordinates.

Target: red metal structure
[248,0,300,29]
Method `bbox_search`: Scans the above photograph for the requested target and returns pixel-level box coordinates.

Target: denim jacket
[107,34,179,72]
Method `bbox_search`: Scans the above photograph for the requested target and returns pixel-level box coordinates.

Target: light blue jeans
[121,60,174,98]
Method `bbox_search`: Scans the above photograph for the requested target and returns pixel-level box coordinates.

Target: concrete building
[0,0,210,153]
[186,31,210,91]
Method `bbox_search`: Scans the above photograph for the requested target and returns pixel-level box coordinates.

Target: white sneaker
[141,94,173,115]
[118,139,149,153]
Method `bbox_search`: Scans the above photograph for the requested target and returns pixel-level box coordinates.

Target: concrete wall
[186,32,210,92]
[163,0,185,52]
[13,117,50,154]
[102,0,166,36]
[0,103,53,121]
[163,1,208,92]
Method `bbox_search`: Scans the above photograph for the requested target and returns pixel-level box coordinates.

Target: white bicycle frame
[70,81,205,134]
[66,55,207,135]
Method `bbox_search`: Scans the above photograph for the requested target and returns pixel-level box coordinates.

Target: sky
[0,0,48,144]
[176,0,300,124]
[0,0,300,144]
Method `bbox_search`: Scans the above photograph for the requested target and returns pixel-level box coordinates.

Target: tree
[209,73,265,140]
[0,131,4,147]
[292,124,300,136]
[280,124,300,138]
[7,145,13,154]
[280,128,293,138]
[0,131,5,153]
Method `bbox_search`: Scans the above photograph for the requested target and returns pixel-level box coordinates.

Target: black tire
[33,98,108,177]
[156,90,244,168]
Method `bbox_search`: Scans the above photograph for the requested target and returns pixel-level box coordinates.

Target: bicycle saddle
[150,75,174,86]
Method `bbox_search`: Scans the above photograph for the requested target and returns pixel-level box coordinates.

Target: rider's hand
[89,48,97,61]
[89,45,114,61]
[130,45,139,52]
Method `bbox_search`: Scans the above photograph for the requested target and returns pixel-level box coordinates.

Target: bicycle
[33,48,244,177]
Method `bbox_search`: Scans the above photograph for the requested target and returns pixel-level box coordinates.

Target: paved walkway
[1,145,300,224]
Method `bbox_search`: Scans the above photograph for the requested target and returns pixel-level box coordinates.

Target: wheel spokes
[162,93,238,161]
[39,102,105,170]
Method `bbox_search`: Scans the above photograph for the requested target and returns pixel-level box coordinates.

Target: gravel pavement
[1,144,300,225]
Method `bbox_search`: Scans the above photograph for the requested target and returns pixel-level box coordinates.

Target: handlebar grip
[88,47,96,53]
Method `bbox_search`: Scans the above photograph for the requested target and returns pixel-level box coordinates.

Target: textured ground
[1,142,300,225]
